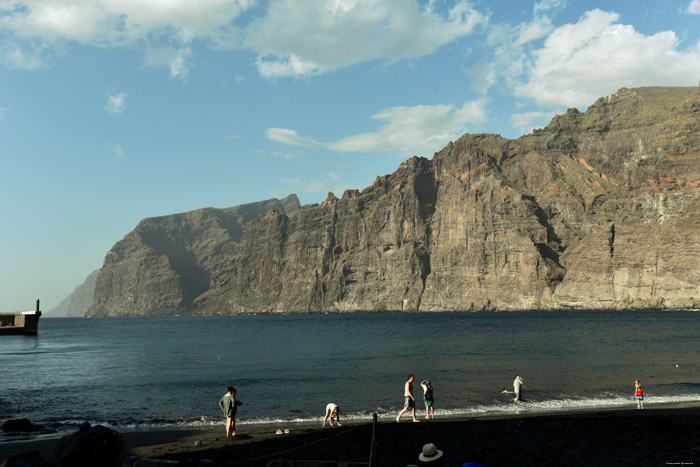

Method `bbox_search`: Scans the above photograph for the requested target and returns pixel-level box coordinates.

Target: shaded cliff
[88,195,304,316]
[93,87,700,315]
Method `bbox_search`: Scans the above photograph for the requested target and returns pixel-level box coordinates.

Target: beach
[3,405,700,466]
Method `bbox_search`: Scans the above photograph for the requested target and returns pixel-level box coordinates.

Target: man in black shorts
[396,374,419,422]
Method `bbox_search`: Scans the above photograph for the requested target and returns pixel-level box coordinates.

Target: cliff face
[94,87,700,315]
[88,195,304,316]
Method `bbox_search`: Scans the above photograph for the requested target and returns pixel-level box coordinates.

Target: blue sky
[2,0,700,311]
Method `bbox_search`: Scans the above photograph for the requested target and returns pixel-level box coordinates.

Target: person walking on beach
[421,379,434,419]
[322,402,341,427]
[219,386,241,437]
[397,374,419,422]
[634,378,644,409]
[513,374,525,402]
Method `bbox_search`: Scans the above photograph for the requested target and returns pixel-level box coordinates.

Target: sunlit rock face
[91,87,700,315]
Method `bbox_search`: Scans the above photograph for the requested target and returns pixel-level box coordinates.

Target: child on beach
[635,379,644,409]
[421,379,434,419]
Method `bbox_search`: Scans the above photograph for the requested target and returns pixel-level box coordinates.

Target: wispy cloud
[144,47,193,79]
[267,99,488,157]
[0,39,50,70]
[510,111,556,134]
[266,128,322,148]
[105,92,127,114]
[0,107,8,119]
[281,173,355,197]
[107,142,125,159]
[466,0,560,95]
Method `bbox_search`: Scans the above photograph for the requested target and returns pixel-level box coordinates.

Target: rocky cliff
[88,195,304,315]
[92,86,700,315]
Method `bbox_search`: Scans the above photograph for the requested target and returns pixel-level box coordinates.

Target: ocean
[1,311,699,441]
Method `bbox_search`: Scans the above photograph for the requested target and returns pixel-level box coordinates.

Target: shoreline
[3,403,700,465]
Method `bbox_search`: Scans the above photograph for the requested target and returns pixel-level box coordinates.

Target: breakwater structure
[0,299,42,335]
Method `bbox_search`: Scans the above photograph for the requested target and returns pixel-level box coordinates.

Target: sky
[2,0,700,311]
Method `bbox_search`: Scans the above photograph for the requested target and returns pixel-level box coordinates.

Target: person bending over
[322,402,342,427]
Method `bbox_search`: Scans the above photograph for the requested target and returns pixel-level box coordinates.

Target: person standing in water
[322,403,341,427]
[513,374,525,402]
[421,379,434,420]
[397,375,419,422]
[219,386,241,437]
[634,379,644,409]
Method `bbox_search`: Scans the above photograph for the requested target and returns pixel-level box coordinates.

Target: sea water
[1,311,699,440]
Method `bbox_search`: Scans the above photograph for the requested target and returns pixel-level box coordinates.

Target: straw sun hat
[418,443,444,462]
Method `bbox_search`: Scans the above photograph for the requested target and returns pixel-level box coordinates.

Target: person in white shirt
[513,374,525,402]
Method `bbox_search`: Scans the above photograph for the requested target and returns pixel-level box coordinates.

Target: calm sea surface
[2,311,700,440]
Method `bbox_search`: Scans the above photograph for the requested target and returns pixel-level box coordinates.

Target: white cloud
[515,9,700,108]
[510,110,556,134]
[144,47,192,79]
[533,0,566,16]
[0,0,488,78]
[518,0,565,46]
[515,17,553,46]
[105,92,127,114]
[266,99,488,156]
[255,54,320,78]
[0,0,254,44]
[689,0,700,14]
[328,100,487,154]
[0,0,254,70]
[0,106,8,119]
[246,0,488,78]
[266,128,322,148]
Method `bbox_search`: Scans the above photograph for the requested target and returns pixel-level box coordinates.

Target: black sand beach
[3,405,700,466]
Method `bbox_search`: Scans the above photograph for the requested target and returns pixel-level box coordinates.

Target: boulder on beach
[1,419,45,433]
[54,423,123,467]
[0,449,57,467]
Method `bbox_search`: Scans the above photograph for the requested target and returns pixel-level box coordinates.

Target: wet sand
[2,405,700,466]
